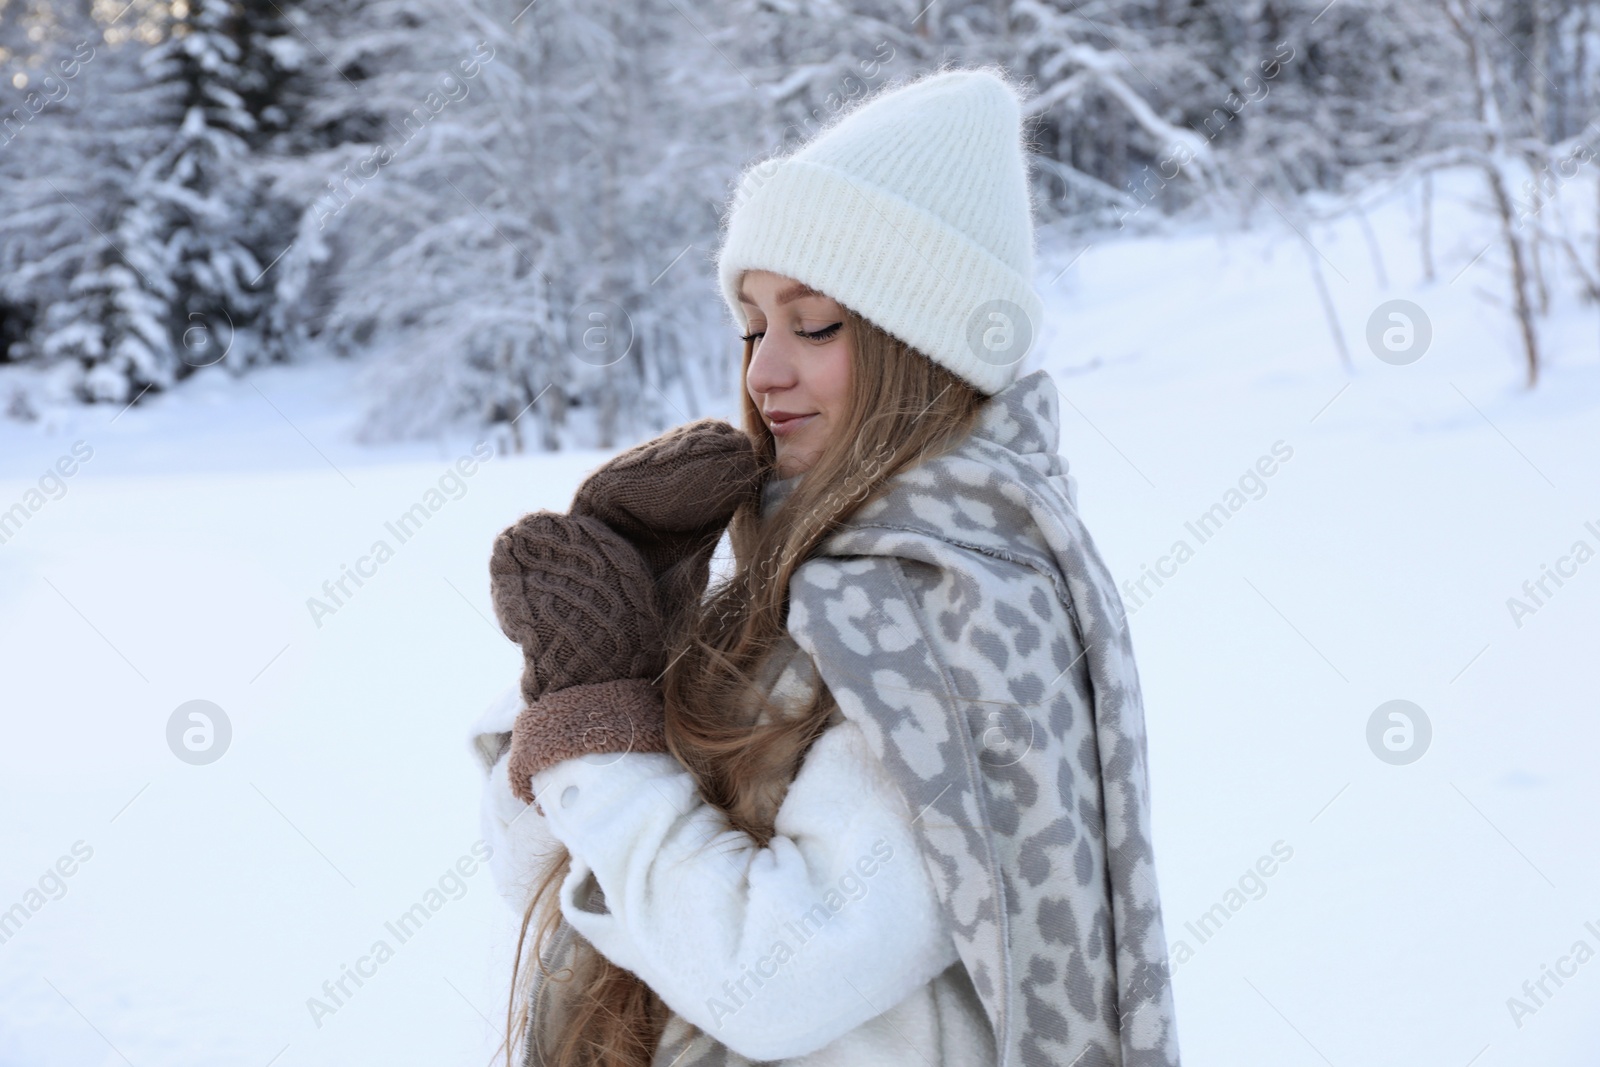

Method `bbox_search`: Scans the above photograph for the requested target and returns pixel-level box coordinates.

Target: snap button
[560,784,579,809]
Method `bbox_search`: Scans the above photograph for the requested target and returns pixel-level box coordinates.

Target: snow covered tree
[37,196,178,401]
[0,1,184,403]
[132,0,268,379]
[2,0,309,405]
[279,0,767,447]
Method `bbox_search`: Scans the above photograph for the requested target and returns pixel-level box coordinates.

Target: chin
[775,437,823,478]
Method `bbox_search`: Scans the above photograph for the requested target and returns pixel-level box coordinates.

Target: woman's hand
[489,512,670,807]
[570,418,764,624]
[487,420,763,809]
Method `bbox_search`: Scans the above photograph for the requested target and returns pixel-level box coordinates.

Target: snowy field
[2,170,1598,1066]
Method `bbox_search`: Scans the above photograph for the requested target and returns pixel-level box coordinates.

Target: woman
[470,67,1182,1067]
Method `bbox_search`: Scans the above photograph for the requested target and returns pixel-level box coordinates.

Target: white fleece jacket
[471,684,994,1065]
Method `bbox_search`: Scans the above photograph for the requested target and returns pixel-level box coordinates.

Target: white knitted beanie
[716,67,1042,395]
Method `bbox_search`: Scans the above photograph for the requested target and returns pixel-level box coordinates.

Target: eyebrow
[735,281,826,307]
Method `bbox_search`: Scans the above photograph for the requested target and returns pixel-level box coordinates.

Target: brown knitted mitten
[489,512,671,809]
[570,418,765,625]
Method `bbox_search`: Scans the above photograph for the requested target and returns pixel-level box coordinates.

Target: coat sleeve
[467,682,565,912]
[526,716,961,1063]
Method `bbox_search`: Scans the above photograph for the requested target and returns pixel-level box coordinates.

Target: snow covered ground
[3,169,1598,1066]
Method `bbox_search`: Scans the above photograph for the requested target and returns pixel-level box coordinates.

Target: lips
[765,411,818,437]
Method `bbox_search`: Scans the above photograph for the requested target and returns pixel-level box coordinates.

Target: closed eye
[800,322,841,341]
[740,322,842,344]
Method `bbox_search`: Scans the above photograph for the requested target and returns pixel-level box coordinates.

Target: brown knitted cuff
[506,677,669,813]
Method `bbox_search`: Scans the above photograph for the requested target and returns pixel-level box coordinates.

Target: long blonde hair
[502,304,987,1067]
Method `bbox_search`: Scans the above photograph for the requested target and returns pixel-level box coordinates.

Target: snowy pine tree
[134,0,265,379]
[5,0,307,404]
[4,4,183,404]
[38,197,178,402]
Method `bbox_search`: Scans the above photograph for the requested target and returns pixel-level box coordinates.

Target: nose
[745,327,799,398]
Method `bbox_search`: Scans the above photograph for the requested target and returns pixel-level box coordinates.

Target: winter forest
[4,0,1600,442]
[4,1,1600,1066]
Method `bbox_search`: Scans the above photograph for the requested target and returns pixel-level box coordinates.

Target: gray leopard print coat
[521,368,1181,1067]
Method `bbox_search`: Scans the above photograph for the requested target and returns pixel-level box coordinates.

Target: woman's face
[737,269,853,478]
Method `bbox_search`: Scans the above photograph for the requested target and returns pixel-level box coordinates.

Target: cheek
[816,342,852,416]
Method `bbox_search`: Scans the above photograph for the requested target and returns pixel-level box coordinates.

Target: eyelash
[741,322,842,345]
